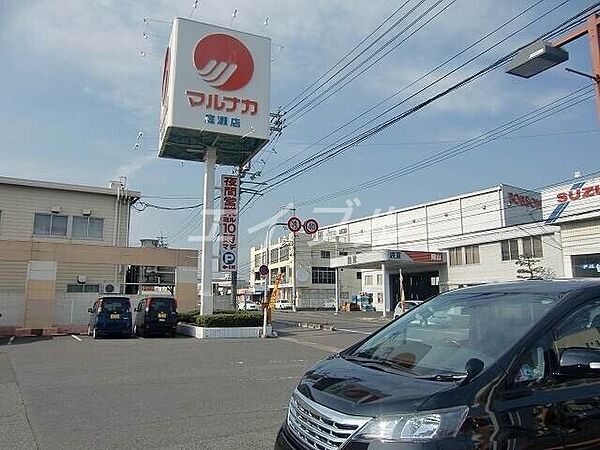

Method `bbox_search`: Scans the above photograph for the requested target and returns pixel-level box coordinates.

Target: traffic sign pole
[262,221,286,338]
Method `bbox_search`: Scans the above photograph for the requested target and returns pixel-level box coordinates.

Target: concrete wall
[0,240,197,332]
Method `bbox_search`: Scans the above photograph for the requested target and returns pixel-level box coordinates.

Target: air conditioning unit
[102,283,120,294]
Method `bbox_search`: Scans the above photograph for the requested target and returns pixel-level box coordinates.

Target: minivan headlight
[354,406,468,443]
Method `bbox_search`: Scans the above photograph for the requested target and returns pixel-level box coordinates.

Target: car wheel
[92,327,99,339]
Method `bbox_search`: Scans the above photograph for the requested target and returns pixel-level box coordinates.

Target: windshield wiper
[416,373,467,382]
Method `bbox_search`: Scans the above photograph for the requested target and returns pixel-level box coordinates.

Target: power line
[285,0,459,120]
[281,0,415,110]
[266,0,582,186]
[294,85,595,206]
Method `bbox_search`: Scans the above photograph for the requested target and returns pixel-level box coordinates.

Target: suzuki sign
[543,176,600,224]
[159,18,271,166]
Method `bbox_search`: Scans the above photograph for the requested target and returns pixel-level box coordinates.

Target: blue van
[87,296,132,339]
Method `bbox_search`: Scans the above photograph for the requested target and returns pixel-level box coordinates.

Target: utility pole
[230,270,237,311]
[291,203,298,312]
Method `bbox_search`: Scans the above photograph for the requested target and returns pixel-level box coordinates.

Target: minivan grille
[287,391,370,450]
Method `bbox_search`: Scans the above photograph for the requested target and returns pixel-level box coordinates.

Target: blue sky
[1,0,599,273]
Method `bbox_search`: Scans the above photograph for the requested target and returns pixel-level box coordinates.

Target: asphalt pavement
[0,311,381,450]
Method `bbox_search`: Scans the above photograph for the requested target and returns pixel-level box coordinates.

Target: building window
[356,272,362,280]
[522,236,543,258]
[501,239,520,261]
[280,246,289,261]
[320,250,331,259]
[338,251,348,256]
[33,213,68,237]
[449,247,463,266]
[364,275,373,286]
[254,253,261,267]
[312,267,335,284]
[270,248,279,263]
[376,274,383,285]
[67,284,100,293]
[465,245,480,264]
[72,216,104,239]
[254,272,261,281]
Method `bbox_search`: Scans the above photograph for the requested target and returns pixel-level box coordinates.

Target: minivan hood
[296,355,454,417]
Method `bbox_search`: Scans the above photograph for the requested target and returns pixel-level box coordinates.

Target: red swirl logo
[193,33,254,91]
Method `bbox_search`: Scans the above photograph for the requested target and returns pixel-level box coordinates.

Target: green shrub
[213,309,237,315]
[178,310,202,324]
[196,312,262,328]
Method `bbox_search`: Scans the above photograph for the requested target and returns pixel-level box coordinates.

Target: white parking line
[70,334,83,342]
[336,328,372,335]
[8,336,15,345]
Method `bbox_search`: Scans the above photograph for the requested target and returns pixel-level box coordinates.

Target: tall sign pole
[157,18,271,315]
[200,147,217,315]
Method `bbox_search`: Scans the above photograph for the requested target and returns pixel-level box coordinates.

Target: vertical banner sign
[268,273,284,309]
[219,175,240,271]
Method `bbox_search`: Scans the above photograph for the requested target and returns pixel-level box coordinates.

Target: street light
[505,13,600,124]
[506,40,569,78]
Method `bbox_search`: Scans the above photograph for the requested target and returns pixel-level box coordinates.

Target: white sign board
[542,176,600,224]
[159,18,271,164]
[219,175,240,272]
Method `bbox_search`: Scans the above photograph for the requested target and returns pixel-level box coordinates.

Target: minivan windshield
[344,291,560,377]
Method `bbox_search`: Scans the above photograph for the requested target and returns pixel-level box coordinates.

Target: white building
[250,176,600,313]
[249,233,365,308]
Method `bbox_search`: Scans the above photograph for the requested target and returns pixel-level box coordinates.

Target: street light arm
[551,21,592,48]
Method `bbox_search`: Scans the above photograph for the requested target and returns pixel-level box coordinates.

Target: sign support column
[200,147,216,316]
[381,263,390,318]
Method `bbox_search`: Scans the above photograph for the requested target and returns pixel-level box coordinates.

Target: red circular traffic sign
[259,264,269,276]
[303,218,319,235]
[287,216,302,233]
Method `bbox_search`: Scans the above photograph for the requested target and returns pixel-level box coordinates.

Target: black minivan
[276,280,600,450]
[133,296,178,337]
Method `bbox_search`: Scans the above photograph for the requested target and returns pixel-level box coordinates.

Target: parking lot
[0,312,387,450]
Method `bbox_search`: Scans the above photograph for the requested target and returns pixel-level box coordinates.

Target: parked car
[362,303,376,312]
[133,296,178,337]
[87,296,132,339]
[238,301,260,311]
[274,300,293,310]
[393,300,421,318]
[322,300,337,309]
[275,280,600,450]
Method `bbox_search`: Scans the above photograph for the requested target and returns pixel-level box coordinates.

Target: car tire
[92,328,99,339]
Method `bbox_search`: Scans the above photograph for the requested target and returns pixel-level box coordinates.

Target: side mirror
[559,347,600,377]
[87,308,94,313]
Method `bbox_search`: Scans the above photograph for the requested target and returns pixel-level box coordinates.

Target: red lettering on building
[507,192,541,209]
[556,184,600,203]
